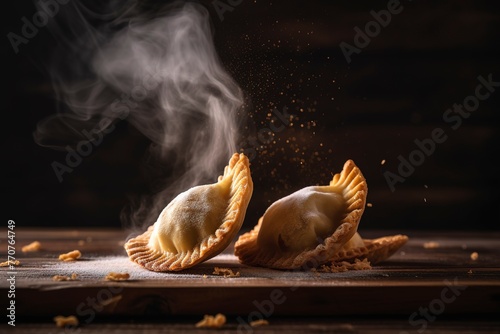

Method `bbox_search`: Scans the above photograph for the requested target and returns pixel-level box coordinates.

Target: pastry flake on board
[195,313,226,328]
[58,250,81,261]
[105,272,130,281]
[53,315,78,328]
[22,241,41,253]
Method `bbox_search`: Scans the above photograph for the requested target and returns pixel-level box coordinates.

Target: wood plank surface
[2,318,500,334]
[1,228,499,332]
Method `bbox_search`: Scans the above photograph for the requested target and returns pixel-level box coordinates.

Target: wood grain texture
[2,318,500,334]
[1,228,499,322]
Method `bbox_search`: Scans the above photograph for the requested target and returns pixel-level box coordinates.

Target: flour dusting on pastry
[125,153,253,272]
[234,159,408,270]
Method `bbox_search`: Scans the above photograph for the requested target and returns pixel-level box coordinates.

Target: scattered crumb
[310,267,321,277]
[58,250,81,261]
[52,273,78,281]
[203,274,208,279]
[423,241,440,249]
[213,267,240,278]
[467,269,473,274]
[105,272,130,281]
[250,319,269,327]
[53,315,79,328]
[22,241,41,253]
[423,198,427,203]
[195,313,226,328]
[77,240,85,246]
[366,203,373,207]
[470,252,479,261]
[315,258,372,273]
[0,260,20,267]
[381,159,386,165]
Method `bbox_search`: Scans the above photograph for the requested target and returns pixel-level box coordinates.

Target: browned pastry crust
[330,234,409,264]
[124,153,253,272]
[234,159,367,270]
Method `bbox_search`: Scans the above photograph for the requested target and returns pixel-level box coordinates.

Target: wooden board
[1,228,500,325]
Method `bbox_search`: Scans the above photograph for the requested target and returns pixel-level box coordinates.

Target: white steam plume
[33,1,244,229]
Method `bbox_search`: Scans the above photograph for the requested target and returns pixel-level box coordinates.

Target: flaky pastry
[125,153,253,271]
[330,232,408,264]
[235,159,367,269]
[235,160,408,269]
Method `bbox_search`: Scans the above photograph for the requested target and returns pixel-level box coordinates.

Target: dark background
[2,0,499,232]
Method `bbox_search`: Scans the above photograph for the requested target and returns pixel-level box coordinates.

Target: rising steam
[33,1,244,229]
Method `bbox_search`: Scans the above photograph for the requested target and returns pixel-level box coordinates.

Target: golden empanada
[125,153,253,272]
[234,159,367,270]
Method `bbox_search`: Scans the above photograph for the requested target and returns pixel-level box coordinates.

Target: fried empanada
[234,159,367,270]
[125,153,253,272]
